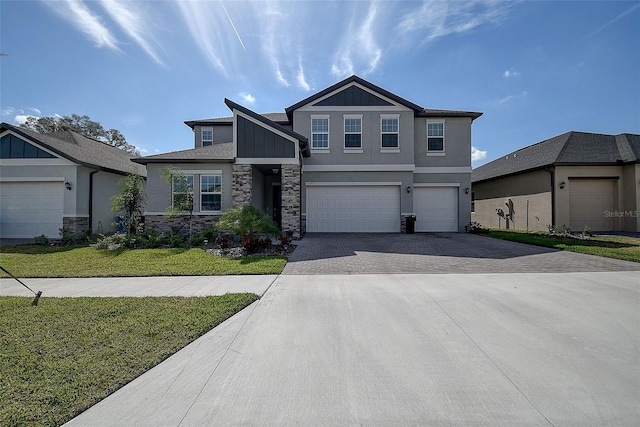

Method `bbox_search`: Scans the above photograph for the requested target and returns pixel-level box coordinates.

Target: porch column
[281,164,301,238]
[232,164,252,206]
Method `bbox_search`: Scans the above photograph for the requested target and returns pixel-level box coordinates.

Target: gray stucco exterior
[139,75,481,235]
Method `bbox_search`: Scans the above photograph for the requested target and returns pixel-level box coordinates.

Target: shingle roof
[184,113,289,128]
[472,131,640,183]
[1,122,146,176]
[132,143,234,164]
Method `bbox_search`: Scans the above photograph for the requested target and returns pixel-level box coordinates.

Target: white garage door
[569,178,616,231]
[0,181,64,238]
[414,186,459,232]
[306,185,400,232]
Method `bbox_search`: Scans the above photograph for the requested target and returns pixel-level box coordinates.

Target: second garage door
[306,185,400,232]
[413,186,459,232]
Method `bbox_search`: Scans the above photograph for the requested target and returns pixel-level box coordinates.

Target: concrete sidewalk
[64,271,640,426]
[0,275,278,297]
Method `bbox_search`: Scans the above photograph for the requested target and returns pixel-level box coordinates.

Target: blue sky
[1,0,639,166]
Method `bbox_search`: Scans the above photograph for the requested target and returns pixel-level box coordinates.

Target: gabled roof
[285,75,482,122]
[132,143,234,164]
[224,98,310,157]
[184,113,289,128]
[1,122,146,176]
[472,131,640,183]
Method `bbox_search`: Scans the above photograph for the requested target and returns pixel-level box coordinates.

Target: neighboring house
[135,75,482,236]
[471,131,640,232]
[0,122,146,239]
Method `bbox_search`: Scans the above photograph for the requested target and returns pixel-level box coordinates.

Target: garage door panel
[414,187,458,232]
[569,179,615,231]
[307,186,400,232]
[1,182,63,238]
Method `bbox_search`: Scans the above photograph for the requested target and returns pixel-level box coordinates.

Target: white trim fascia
[300,106,408,113]
[303,164,415,172]
[414,167,472,174]
[176,170,223,175]
[236,158,300,165]
[380,149,400,154]
[297,82,413,111]
[232,113,238,158]
[413,183,461,188]
[310,149,330,154]
[426,152,446,157]
[63,214,90,218]
[0,158,75,166]
[306,182,402,187]
[0,177,66,182]
[343,149,363,154]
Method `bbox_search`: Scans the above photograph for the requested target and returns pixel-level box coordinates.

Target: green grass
[484,230,640,263]
[0,294,259,427]
[0,246,287,278]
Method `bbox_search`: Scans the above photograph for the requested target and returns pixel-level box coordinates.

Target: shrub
[189,234,205,247]
[217,205,281,250]
[170,233,184,248]
[94,233,132,250]
[33,234,49,245]
[137,229,167,249]
[464,221,484,234]
[58,227,75,245]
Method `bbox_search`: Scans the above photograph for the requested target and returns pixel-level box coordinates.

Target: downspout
[544,166,555,227]
[89,170,100,233]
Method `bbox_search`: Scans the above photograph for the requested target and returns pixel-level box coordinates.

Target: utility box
[405,215,416,234]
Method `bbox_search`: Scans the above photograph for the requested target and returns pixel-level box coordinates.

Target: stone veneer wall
[281,164,301,237]
[144,215,221,237]
[63,217,89,236]
[232,164,252,206]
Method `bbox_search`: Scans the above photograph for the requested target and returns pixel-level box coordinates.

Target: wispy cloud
[498,90,528,104]
[331,1,382,78]
[2,107,15,116]
[503,69,519,78]
[98,0,165,65]
[44,0,120,51]
[174,1,245,76]
[220,0,246,51]
[398,0,517,45]
[239,92,256,104]
[260,2,291,87]
[471,146,487,162]
[297,55,311,91]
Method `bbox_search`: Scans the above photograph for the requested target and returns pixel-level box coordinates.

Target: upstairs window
[311,116,329,149]
[427,121,445,153]
[202,129,213,146]
[381,115,399,148]
[200,175,222,211]
[344,116,362,149]
[171,175,194,210]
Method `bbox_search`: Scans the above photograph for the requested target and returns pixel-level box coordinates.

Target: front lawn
[0,294,259,427]
[484,230,640,263]
[0,246,287,278]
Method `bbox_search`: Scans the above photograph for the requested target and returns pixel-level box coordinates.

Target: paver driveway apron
[283,232,640,274]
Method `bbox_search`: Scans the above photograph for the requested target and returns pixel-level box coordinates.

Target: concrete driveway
[283,233,640,274]
[66,271,640,426]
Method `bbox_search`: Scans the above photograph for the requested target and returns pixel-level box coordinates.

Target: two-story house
[134,76,482,236]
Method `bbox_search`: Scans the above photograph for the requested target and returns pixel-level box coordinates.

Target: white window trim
[426,119,446,155]
[311,115,330,151]
[171,174,194,209]
[380,114,400,151]
[201,127,213,146]
[343,114,362,150]
[200,174,222,212]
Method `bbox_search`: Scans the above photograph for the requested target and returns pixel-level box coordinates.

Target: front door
[272,185,282,228]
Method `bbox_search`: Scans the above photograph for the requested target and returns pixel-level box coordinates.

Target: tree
[111,173,147,235]
[20,114,140,156]
[162,166,195,238]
